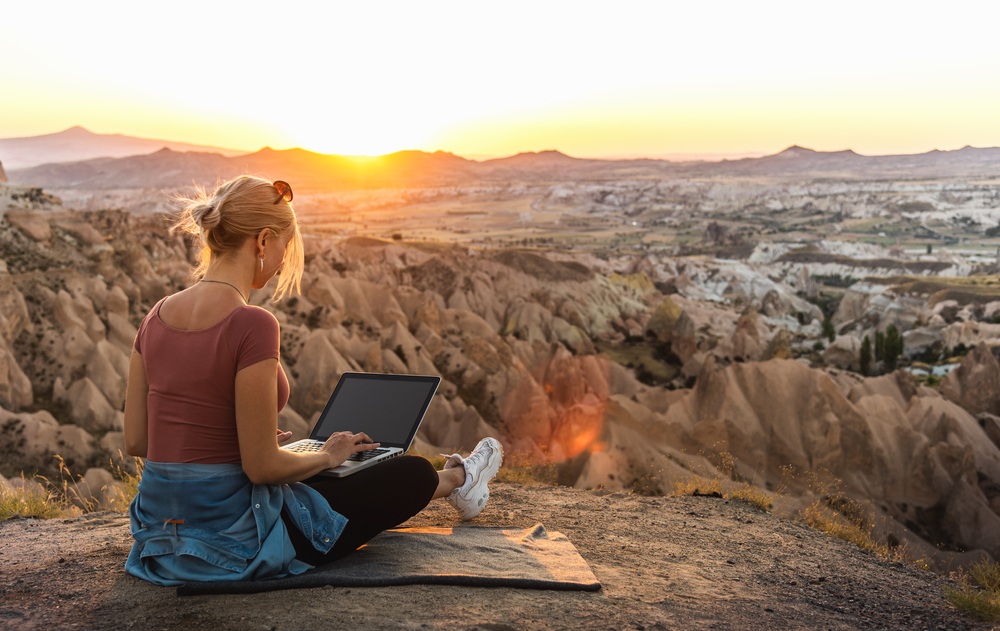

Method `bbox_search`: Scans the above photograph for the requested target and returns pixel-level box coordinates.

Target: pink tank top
[134,298,289,464]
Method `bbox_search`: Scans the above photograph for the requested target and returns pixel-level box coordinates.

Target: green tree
[859,335,872,376]
[874,331,884,362]
[822,317,836,343]
[884,324,902,370]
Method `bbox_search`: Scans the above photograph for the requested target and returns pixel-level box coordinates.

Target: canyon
[3,140,1000,577]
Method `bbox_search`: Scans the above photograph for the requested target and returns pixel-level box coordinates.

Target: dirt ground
[0,482,991,631]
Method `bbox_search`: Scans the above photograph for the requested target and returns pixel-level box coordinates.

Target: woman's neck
[203,251,254,302]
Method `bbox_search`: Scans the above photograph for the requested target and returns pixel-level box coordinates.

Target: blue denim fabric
[125,461,347,586]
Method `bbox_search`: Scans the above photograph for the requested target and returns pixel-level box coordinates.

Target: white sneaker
[444,438,503,520]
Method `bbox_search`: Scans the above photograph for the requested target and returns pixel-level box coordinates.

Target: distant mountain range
[4,128,1000,191]
[0,126,247,170]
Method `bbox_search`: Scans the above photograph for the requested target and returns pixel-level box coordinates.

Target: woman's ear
[256,229,269,256]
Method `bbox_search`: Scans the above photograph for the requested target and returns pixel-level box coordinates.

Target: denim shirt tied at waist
[126,461,347,586]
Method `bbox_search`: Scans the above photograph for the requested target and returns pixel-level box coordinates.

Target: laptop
[281,372,440,477]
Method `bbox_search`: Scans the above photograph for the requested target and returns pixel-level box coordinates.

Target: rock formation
[4,185,1000,572]
[941,343,1000,416]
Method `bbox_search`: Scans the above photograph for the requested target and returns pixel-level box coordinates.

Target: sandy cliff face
[3,184,1000,572]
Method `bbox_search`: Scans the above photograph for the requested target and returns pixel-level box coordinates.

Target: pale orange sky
[2,1,999,158]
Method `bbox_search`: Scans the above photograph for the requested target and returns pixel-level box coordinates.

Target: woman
[123,175,502,586]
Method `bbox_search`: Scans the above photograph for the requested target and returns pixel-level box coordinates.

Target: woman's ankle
[432,466,466,500]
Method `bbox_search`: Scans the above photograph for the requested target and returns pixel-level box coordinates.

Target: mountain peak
[59,125,95,136]
[519,149,572,159]
[775,145,817,157]
[484,149,580,166]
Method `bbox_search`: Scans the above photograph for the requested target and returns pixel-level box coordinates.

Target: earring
[259,256,264,271]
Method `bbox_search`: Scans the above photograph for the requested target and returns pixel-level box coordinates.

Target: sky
[2,0,999,159]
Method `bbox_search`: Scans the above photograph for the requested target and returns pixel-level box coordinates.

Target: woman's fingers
[324,432,379,448]
[351,433,380,452]
[315,431,381,468]
[350,433,380,452]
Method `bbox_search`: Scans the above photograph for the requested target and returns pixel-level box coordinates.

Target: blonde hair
[172,175,303,301]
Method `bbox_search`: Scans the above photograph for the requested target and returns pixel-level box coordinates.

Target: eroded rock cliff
[3,183,1000,573]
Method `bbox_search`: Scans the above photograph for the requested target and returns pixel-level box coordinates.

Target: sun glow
[2,1,1000,157]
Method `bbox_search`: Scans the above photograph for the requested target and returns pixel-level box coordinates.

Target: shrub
[822,317,836,343]
[859,335,872,376]
[946,558,1000,622]
[884,324,903,370]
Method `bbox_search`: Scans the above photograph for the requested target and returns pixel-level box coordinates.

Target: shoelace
[464,446,494,476]
[439,453,464,469]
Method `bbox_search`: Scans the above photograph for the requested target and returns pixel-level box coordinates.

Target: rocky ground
[0,483,990,631]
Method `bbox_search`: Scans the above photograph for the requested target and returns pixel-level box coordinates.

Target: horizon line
[2,125,997,165]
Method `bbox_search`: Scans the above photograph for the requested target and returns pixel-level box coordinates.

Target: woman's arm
[235,359,380,485]
[123,349,149,458]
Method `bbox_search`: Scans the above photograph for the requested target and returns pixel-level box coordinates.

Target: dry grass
[495,453,558,486]
[669,460,921,561]
[0,454,145,522]
[0,473,66,520]
[425,449,557,486]
[669,476,774,511]
[48,455,99,513]
[670,474,724,497]
[728,484,774,511]
[669,451,775,511]
[796,469,909,562]
[800,501,888,554]
[946,558,1000,622]
[105,454,144,512]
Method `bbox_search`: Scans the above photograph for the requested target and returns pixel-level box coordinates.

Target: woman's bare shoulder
[230,305,281,330]
[158,287,249,331]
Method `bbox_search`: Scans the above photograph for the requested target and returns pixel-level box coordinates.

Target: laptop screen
[309,373,440,448]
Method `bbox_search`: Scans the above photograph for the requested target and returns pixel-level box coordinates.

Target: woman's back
[136,295,288,464]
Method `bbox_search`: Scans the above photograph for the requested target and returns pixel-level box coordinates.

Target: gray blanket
[177,524,601,595]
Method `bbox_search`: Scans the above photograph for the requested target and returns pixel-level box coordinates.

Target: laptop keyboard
[283,441,324,453]
[347,448,390,462]
[283,441,391,463]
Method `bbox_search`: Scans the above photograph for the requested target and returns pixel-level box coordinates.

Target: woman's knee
[397,455,439,492]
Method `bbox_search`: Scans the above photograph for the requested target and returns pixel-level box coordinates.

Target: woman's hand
[321,432,381,468]
[276,429,293,445]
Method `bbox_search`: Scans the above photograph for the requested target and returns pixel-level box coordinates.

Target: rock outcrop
[651,358,1000,566]
[822,335,861,370]
[941,343,1000,416]
[4,186,1000,571]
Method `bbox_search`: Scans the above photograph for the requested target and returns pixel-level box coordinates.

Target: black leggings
[281,455,439,566]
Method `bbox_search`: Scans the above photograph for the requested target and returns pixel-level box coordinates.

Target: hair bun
[191,201,222,232]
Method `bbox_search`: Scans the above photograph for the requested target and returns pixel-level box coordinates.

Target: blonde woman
[123,175,502,585]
